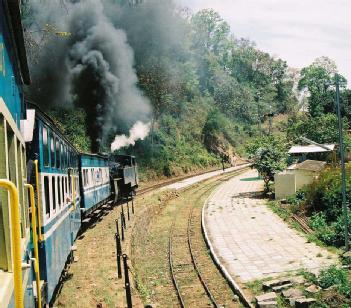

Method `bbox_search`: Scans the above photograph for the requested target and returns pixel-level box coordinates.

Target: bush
[286,189,307,206]
[245,135,288,192]
[318,266,349,289]
[303,165,351,221]
[309,212,351,247]
[315,266,351,300]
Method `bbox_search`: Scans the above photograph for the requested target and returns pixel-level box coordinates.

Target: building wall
[294,170,316,191]
[274,172,296,200]
[0,3,24,129]
[275,169,319,199]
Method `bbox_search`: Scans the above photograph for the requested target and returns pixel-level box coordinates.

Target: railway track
[167,169,249,307]
[138,164,249,196]
[168,199,218,307]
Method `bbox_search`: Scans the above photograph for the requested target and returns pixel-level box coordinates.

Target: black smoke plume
[25,0,151,152]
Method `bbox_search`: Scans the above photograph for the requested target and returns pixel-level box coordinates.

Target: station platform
[202,170,337,283]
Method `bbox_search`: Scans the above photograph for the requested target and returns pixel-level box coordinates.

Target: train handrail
[0,179,23,308]
[33,160,43,242]
[25,184,42,308]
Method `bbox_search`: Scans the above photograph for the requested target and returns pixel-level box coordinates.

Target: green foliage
[286,189,307,206]
[25,1,299,178]
[304,165,351,220]
[286,113,351,150]
[298,57,347,117]
[300,164,351,247]
[48,107,91,152]
[246,136,288,191]
[318,266,349,289]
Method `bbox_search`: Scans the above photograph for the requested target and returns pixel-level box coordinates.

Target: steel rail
[187,207,219,308]
[168,167,251,308]
[168,221,186,308]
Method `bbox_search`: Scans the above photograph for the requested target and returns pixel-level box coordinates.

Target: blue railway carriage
[26,103,81,305]
[0,1,38,308]
[79,153,111,215]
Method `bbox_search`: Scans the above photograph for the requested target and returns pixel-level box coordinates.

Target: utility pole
[335,73,349,251]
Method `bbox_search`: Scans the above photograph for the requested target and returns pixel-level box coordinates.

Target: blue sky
[178,0,351,84]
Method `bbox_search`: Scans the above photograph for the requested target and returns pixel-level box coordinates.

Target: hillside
[23,0,298,179]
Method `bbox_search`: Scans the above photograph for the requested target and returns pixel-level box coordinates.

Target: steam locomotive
[0,2,138,307]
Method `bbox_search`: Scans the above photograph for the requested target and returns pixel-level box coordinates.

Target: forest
[22,0,351,180]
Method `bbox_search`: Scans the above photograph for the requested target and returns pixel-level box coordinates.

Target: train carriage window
[56,139,60,169]
[60,143,63,169]
[44,176,50,218]
[67,149,70,168]
[50,134,55,168]
[52,177,56,213]
[62,176,65,206]
[42,127,49,167]
[65,177,68,199]
[57,177,61,208]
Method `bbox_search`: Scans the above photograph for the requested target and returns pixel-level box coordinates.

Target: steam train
[0,2,138,307]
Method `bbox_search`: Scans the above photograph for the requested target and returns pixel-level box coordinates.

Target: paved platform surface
[203,170,337,282]
[162,164,250,191]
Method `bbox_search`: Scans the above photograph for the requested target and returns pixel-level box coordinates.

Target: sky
[178,0,351,84]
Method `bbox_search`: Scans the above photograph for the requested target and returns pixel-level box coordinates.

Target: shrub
[304,165,351,221]
[318,266,349,289]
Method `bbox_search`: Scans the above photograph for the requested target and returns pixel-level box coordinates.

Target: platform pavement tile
[204,169,338,282]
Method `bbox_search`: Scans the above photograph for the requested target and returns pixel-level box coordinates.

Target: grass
[132,172,245,307]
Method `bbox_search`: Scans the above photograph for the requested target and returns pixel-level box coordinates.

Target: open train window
[61,176,65,206]
[44,176,50,218]
[60,143,63,169]
[67,150,70,168]
[57,177,61,208]
[50,134,55,168]
[51,176,56,212]
[56,139,60,169]
[52,177,56,213]
[42,126,49,167]
[65,177,68,199]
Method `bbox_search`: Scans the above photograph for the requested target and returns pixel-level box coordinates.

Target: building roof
[287,160,327,172]
[4,0,30,84]
[288,144,336,154]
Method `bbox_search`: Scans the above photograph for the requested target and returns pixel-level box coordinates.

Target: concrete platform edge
[201,181,254,308]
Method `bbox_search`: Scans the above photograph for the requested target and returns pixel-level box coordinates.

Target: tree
[191,9,230,56]
[246,136,288,192]
[298,57,347,117]
[286,113,351,151]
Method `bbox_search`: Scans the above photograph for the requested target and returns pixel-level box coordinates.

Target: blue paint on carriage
[39,200,81,302]
[79,153,111,213]
[36,119,79,174]
[40,197,81,234]
[0,4,24,128]
[80,154,109,168]
[81,184,110,211]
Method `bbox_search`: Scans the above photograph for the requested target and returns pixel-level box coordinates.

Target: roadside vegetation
[23,0,300,180]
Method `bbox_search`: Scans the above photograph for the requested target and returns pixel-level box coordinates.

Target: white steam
[111,121,151,152]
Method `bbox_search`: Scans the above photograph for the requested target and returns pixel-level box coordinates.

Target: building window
[44,176,50,217]
[42,127,49,167]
